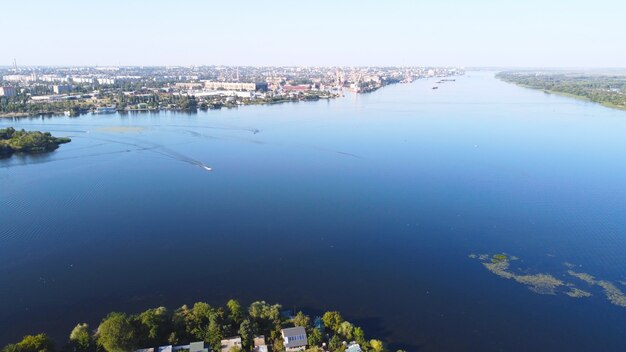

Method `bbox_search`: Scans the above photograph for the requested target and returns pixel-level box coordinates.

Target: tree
[185,302,214,340]
[321,312,343,332]
[248,301,281,321]
[97,313,136,352]
[328,335,342,352]
[292,312,310,329]
[172,305,192,343]
[227,299,244,326]
[307,328,322,347]
[11,334,54,352]
[272,337,284,352]
[353,327,366,346]
[248,301,282,336]
[69,323,92,352]
[238,319,253,350]
[369,340,384,352]
[336,321,354,341]
[207,317,222,352]
[137,307,170,346]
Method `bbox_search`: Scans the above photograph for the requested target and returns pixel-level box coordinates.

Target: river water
[1,72,626,351]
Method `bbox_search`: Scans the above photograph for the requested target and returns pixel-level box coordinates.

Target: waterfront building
[189,342,208,352]
[281,327,308,352]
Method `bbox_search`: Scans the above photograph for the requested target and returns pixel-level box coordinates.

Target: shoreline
[497,78,626,112]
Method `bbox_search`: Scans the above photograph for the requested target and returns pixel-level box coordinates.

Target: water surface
[1,72,626,351]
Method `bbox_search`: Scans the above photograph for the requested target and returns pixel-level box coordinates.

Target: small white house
[221,337,242,352]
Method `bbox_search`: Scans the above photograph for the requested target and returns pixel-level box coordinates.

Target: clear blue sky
[4,0,626,67]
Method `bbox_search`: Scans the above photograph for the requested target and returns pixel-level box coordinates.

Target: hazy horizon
[4,0,625,68]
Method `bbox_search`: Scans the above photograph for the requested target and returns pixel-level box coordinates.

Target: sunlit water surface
[1,72,626,351]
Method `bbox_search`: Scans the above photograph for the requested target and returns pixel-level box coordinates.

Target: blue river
[1,72,625,351]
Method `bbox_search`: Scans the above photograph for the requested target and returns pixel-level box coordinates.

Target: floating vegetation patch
[515,274,563,295]
[471,253,626,307]
[565,288,592,298]
[567,270,595,284]
[478,253,563,294]
[568,270,626,307]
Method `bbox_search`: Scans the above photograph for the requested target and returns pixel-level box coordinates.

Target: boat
[432,86,439,90]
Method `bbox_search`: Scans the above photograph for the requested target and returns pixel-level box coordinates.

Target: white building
[97,78,116,85]
[220,337,242,352]
[72,77,95,84]
[203,81,268,92]
[2,74,37,83]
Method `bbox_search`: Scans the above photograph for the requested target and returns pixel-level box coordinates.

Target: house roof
[189,342,207,352]
[282,326,306,337]
[346,344,363,352]
[253,336,266,347]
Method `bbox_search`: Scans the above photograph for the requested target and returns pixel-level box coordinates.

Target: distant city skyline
[4,0,626,68]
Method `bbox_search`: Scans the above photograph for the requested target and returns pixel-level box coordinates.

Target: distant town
[0,65,463,117]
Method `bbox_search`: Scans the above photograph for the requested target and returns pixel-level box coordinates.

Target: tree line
[497,72,626,109]
[1,300,396,352]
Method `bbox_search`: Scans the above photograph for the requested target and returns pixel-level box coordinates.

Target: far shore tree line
[1,300,400,352]
[497,72,626,109]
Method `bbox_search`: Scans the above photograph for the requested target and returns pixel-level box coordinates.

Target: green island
[1,300,398,352]
[0,127,71,157]
[496,71,626,110]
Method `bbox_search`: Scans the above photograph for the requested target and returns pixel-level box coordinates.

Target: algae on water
[471,253,626,307]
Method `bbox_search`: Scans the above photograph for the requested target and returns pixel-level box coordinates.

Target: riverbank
[496,71,626,111]
[0,91,340,120]
[1,299,392,352]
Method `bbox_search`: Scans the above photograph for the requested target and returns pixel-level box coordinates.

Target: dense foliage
[0,95,92,115]
[1,300,392,352]
[0,127,71,156]
[497,71,626,109]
